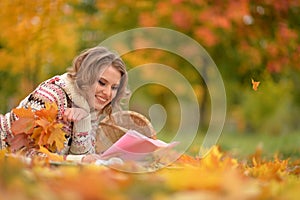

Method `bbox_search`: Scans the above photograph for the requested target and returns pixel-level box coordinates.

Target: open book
[99,130,179,162]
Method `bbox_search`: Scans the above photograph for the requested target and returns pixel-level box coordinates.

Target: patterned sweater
[0,73,100,156]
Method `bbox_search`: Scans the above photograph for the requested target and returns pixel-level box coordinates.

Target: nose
[102,85,111,97]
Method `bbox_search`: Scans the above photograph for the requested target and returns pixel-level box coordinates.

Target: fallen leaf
[251,78,260,91]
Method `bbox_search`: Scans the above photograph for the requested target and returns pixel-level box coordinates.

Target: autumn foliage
[9,102,66,154]
[1,1,300,199]
[1,0,300,134]
[1,145,300,200]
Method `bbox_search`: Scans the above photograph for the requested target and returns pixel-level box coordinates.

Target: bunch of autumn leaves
[9,102,66,155]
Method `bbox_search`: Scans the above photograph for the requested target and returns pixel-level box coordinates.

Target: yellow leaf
[39,146,64,162]
[31,127,43,142]
[35,102,58,122]
[47,124,66,151]
[45,102,59,120]
[251,78,260,91]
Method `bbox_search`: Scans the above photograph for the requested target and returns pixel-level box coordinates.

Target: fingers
[62,108,88,122]
[62,108,71,122]
[62,108,68,122]
[82,154,102,163]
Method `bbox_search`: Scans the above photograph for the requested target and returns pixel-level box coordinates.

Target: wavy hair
[67,46,129,114]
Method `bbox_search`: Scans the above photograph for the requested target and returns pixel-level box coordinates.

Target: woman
[0,46,129,163]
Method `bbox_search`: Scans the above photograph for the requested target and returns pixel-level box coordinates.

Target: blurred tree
[1,0,299,134]
[93,0,300,134]
[0,0,78,112]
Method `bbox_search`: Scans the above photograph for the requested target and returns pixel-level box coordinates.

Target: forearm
[69,112,98,155]
[69,131,95,154]
[0,112,16,150]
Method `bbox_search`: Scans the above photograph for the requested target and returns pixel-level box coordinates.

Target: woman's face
[91,65,121,111]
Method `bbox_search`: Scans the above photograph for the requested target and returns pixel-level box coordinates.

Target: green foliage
[239,75,300,134]
[0,71,20,112]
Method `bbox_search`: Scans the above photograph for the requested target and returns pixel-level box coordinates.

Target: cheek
[111,90,118,99]
[94,84,103,94]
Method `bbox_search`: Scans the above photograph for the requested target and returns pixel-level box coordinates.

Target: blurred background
[1,0,299,158]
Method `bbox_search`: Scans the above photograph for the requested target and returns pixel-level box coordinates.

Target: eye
[98,80,105,86]
[112,85,119,90]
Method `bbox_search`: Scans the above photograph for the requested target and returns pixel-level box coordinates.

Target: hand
[62,108,88,122]
[82,154,103,163]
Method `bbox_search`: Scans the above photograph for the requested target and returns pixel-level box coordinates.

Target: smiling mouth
[95,95,108,104]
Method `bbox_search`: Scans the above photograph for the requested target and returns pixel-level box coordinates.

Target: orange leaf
[45,102,59,119]
[38,130,50,147]
[11,107,35,135]
[12,107,34,118]
[39,146,64,162]
[35,102,58,122]
[47,124,66,151]
[11,116,35,135]
[251,78,260,91]
[7,133,30,152]
[35,118,51,130]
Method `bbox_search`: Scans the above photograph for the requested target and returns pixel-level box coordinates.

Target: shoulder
[44,74,67,89]
[36,82,67,102]
[27,81,71,114]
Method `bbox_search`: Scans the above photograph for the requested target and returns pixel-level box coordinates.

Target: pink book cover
[99,130,179,161]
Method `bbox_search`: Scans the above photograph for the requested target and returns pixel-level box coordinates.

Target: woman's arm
[20,82,73,154]
[0,112,16,150]
[68,110,99,155]
[31,81,100,160]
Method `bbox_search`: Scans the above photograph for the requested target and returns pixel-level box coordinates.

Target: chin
[95,103,108,112]
[94,106,103,112]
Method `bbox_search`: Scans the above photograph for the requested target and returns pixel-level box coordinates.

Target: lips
[95,95,108,104]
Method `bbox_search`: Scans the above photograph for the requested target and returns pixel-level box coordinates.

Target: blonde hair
[67,46,129,114]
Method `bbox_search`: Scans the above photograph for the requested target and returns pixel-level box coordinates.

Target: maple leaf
[11,107,35,134]
[10,102,67,153]
[39,146,64,162]
[175,154,200,166]
[31,127,43,142]
[6,133,31,152]
[246,157,289,181]
[251,78,260,91]
[47,123,66,151]
[35,102,58,122]
[12,107,35,118]
[39,130,50,147]
[35,118,52,146]
[35,118,51,130]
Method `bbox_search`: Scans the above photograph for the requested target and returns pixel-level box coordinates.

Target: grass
[217,131,300,161]
[160,131,300,161]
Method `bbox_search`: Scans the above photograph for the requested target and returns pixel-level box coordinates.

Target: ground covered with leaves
[1,146,300,200]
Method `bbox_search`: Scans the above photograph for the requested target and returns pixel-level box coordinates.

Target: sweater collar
[59,73,90,113]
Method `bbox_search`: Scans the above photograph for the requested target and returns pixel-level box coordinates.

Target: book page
[99,130,179,161]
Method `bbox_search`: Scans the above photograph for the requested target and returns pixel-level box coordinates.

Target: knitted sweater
[0,73,100,156]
